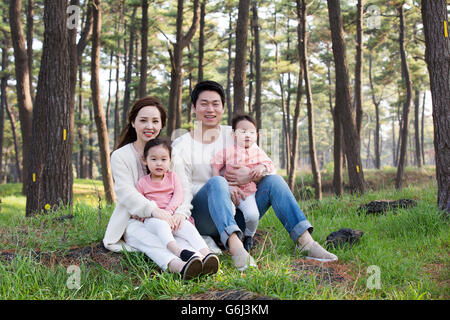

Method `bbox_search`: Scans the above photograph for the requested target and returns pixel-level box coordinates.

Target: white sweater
[103,143,192,252]
[171,125,235,211]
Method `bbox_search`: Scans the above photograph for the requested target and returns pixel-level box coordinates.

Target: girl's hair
[115,96,167,150]
[231,113,257,130]
[143,138,172,159]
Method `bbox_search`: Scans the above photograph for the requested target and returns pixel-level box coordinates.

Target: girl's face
[132,106,162,144]
[233,120,257,149]
[144,145,171,178]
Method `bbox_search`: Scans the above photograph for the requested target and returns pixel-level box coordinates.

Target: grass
[0,169,448,300]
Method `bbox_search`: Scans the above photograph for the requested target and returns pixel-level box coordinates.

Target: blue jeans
[191,175,313,249]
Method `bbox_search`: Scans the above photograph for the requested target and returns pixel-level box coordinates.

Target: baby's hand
[250,165,266,180]
[152,208,176,229]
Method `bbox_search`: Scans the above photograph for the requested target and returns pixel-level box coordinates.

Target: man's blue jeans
[191,175,313,249]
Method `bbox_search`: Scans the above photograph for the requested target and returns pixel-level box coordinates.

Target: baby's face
[234,120,257,149]
[144,145,171,177]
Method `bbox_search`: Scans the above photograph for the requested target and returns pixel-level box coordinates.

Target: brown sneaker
[180,256,203,281]
[202,253,220,275]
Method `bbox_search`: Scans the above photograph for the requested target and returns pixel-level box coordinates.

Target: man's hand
[229,185,246,206]
[224,165,253,186]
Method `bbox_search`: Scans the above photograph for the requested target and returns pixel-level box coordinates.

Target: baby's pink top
[136,171,183,214]
[211,144,275,197]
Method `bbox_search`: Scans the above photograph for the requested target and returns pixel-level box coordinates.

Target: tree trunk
[26,0,34,101]
[197,0,206,82]
[421,0,450,212]
[139,0,149,98]
[252,2,262,141]
[26,0,73,216]
[0,39,8,182]
[9,0,33,191]
[233,0,251,115]
[414,90,422,167]
[90,0,115,204]
[421,91,425,164]
[300,0,321,200]
[5,98,22,182]
[369,54,381,169]
[122,7,137,128]
[395,4,413,190]
[226,10,233,125]
[167,0,200,137]
[327,0,365,194]
[354,0,364,136]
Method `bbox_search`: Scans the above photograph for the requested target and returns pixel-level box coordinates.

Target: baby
[136,138,219,278]
[211,114,275,251]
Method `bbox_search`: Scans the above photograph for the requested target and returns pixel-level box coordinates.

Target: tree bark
[354,0,363,136]
[233,0,251,115]
[167,0,200,137]
[421,0,450,212]
[414,90,422,167]
[197,0,206,82]
[9,0,33,190]
[139,0,149,98]
[327,0,365,194]
[395,4,413,189]
[226,10,233,125]
[5,98,22,182]
[90,0,115,204]
[26,0,34,101]
[369,54,381,169]
[26,0,73,215]
[300,0,321,200]
[122,7,137,128]
[252,2,262,141]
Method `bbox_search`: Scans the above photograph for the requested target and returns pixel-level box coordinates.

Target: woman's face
[132,106,162,144]
[192,90,224,130]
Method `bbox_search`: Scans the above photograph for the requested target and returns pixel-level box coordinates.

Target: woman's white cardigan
[102,143,192,252]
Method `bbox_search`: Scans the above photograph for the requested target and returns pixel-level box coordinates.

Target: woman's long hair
[115,96,167,151]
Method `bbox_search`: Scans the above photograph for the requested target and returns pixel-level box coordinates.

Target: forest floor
[0,166,448,300]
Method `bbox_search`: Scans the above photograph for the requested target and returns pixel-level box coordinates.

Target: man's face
[192,90,224,129]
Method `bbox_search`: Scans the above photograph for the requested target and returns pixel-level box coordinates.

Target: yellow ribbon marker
[44,204,51,211]
[356,165,360,173]
[32,173,36,182]
[63,129,67,141]
[444,21,448,38]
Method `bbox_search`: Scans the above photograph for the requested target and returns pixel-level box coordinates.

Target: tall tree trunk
[139,0,149,98]
[26,0,34,101]
[197,0,206,82]
[327,0,365,194]
[355,0,364,135]
[289,0,305,192]
[395,4,413,189]
[0,38,8,182]
[226,10,233,125]
[414,90,422,167]
[369,54,381,169]
[421,0,450,212]
[9,0,33,192]
[122,7,137,128]
[233,0,251,115]
[105,49,114,127]
[167,0,200,137]
[90,0,115,204]
[252,1,262,141]
[300,0,321,200]
[5,99,22,182]
[26,0,72,216]
[421,91,425,164]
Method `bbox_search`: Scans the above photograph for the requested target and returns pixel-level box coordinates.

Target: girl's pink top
[211,144,275,197]
[136,171,184,214]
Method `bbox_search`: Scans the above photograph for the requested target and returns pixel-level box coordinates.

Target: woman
[171,81,338,271]
[103,96,219,280]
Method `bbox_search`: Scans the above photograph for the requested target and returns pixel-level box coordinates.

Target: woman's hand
[229,185,246,206]
[224,165,253,186]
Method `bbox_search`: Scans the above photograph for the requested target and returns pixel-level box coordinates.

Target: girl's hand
[229,185,246,206]
[250,165,266,181]
[172,213,187,233]
[152,208,176,229]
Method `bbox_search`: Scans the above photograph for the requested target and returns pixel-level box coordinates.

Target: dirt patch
[290,259,353,286]
[0,242,125,272]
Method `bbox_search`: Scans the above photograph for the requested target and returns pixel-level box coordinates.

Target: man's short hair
[191,80,225,107]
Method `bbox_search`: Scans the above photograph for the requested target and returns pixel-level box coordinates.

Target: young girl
[211,114,275,252]
[137,138,220,279]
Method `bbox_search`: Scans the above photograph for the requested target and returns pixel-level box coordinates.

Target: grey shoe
[296,241,338,262]
[231,253,257,271]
